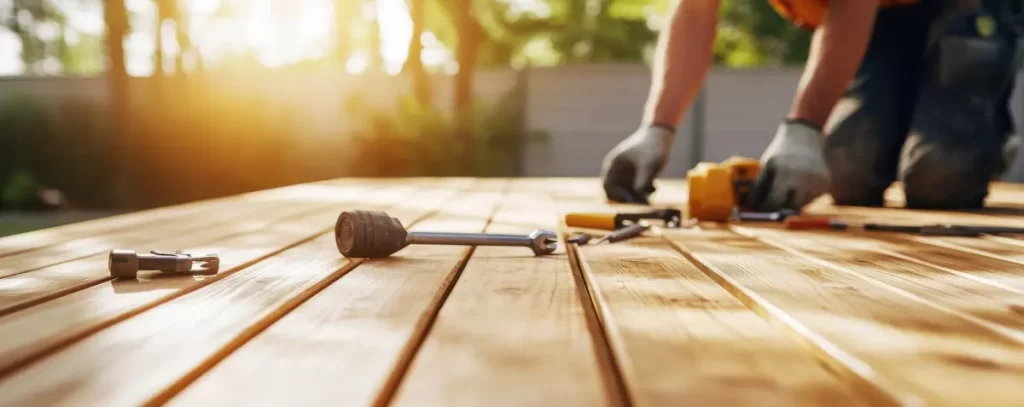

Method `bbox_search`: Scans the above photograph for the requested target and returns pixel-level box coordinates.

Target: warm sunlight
[0,0,547,76]
[3,0,427,76]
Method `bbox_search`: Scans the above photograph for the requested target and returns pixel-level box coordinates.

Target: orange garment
[769,0,919,29]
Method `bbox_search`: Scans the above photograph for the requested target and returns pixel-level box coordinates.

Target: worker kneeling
[600,0,1022,211]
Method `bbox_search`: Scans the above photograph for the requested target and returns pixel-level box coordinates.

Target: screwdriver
[594,223,651,244]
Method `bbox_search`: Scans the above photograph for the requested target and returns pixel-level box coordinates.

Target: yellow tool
[685,156,761,222]
[564,209,682,231]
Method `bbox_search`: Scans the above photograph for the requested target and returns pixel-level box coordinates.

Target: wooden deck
[1,177,1024,406]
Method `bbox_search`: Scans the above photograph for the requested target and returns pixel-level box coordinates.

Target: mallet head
[335,210,410,258]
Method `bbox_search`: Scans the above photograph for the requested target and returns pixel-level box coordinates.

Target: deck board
[0,200,288,279]
[390,179,611,407]
[672,228,1024,406]
[0,184,426,317]
[0,179,380,259]
[576,238,868,406]
[1,177,1024,406]
[165,183,506,406]
[552,189,869,406]
[741,228,1024,334]
[0,185,478,377]
[0,184,458,406]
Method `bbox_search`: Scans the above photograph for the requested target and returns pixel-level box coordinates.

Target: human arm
[601,0,721,204]
[750,0,880,211]
[788,0,880,128]
[644,0,721,128]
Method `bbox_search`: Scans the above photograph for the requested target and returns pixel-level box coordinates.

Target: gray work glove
[601,125,676,204]
[749,120,830,211]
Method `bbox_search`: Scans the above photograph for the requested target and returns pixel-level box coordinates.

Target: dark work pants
[823,0,1020,209]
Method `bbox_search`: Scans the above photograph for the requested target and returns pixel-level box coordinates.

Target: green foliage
[343,85,549,177]
[471,0,659,66]
[418,0,808,69]
[716,0,810,67]
[1,169,38,211]
[0,91,117,209]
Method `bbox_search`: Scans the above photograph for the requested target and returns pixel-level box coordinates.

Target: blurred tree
[3,0,61,74]
[0,1,107,75]
[104,0,131,206]
[403,0,432,105]
[335,0,356,66]
[367,0,383,70]
[425,0,809,68]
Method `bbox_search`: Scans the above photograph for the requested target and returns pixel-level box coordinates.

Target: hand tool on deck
[334,210,558,258]
[567,233,592,245]
[564,208,682,230]
[567,223,653,246]
[730,207,798,222]
[593,223,651,244]
[783,216,1024,236]
[108,250,220,278]
[685,156,762,222]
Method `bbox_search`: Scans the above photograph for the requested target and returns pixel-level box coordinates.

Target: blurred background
[1,0,1024,235]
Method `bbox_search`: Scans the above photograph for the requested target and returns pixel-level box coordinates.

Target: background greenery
[0,0,810,212]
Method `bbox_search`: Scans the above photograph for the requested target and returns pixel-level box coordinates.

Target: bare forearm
[788,0,879,129]
[643,0,720,129]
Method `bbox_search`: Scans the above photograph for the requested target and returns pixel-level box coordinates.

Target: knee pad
[928,11,1020,99]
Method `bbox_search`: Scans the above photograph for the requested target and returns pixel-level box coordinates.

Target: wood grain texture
[576,236,866,406]
[0,199,334,316]
[0,185,475,377]
[916,235,1024,271]
[0,185,459,407]
[390,180,611,407]
[165,185,508,406]
[0,200,282,279]
[0,182,443,317]
[0,178,378,258]
[669,228,1024,407]
[741,227,1024,335]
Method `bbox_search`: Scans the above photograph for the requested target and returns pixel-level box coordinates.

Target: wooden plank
[668,228,1024,406]
[739,227,1024,337]
[551,180,865,406]
[0,184,473,377]
[389,179,611,407]
[804,197,1024,229]
[0,178,376,258]
[572,237,866,404]
[164,184,508,406]
[0,200,285,279]
[831,232,1024,295]
[914,235,1024,269]
[0,181,468,406]
[0,183,428,317]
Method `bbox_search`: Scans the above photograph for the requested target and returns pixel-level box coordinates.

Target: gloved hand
[749,120,830,211]
[600,125,676,204]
